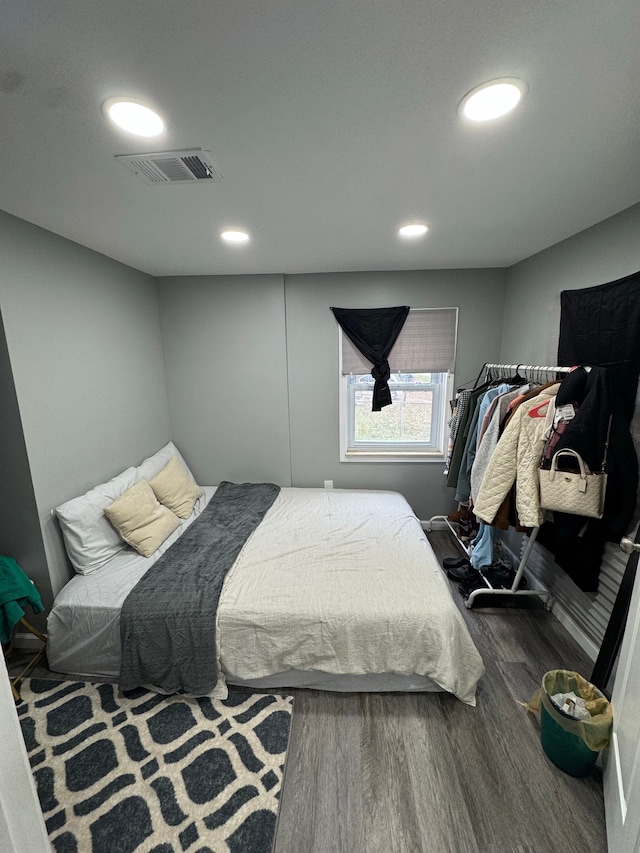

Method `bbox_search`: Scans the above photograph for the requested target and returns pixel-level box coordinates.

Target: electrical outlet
[324,480,334,489]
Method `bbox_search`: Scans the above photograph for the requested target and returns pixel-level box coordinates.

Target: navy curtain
[331,306,410,411]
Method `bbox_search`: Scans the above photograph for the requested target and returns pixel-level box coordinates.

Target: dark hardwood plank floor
[274,530,607,853]
[8,529,607,852]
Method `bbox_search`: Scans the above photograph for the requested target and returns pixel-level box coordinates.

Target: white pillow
[149,455,205,519]
[104,479,182,558]
[136,441,198,484]
[55,467,140,574]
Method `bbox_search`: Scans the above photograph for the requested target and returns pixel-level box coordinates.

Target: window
[339,308,457,461]
[347,372,447,452]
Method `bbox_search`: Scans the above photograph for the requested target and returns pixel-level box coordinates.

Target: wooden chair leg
[10,647,46,703]
[5,618,48,703]
[19,617,47,644]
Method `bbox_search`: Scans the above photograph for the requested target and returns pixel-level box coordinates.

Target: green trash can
[534,670,613,778]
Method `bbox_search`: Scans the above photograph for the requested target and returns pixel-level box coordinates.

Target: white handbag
[538,448,607,519]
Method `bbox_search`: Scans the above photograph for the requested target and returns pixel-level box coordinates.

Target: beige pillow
[104,479,181,557]
[149,454,204,519]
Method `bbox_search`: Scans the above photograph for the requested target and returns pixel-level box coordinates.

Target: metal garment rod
[484,363,573,372]
[483,363,592,381]
[471,363,587,390]
[484,363,573,379]
[426,516,471,557]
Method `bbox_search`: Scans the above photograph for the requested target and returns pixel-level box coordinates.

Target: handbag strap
[601,415,613,472]
[550,448,587,480]
[544,414,613,475]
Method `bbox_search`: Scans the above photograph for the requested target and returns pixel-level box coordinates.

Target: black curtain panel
[558,270,640,420]
[331,306,410,410]
[557,274,640,534]
[543,272,640,591]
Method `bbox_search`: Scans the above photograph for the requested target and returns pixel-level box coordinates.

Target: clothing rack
[430,361,578,610]
[464,526,552,609]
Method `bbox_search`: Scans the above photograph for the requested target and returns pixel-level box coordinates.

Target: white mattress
[48,487,484,705]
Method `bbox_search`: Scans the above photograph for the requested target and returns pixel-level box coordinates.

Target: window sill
[342,451,445,463]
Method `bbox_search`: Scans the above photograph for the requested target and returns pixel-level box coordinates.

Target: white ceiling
[2,0,640,277]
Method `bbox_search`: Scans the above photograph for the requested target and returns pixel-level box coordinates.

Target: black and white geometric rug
[17,679,294,853]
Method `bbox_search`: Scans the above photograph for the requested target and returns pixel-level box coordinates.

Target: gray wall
[0,210,172,599]
[501,201,640,365]
[158,275,291,486]
[286,270,506,519]
[0,309,48,617]
[158,268,507,520]
[500,200,640,656]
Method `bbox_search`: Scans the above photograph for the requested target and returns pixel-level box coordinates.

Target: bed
[47,445,485,706]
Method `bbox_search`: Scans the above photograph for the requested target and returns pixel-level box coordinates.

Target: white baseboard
[10,632,47,651]
[545,603,599,662]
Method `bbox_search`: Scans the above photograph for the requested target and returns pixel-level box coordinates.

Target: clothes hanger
[456,377,480,391]
[506,364,527,386]
[467,362,488,391]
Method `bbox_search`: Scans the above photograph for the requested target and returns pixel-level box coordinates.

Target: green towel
[0,555,44,644]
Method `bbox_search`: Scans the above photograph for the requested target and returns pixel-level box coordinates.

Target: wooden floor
[8,529,608,853]
[274,530,607,853]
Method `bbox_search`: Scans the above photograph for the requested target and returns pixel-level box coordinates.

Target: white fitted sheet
[48,487,484,705]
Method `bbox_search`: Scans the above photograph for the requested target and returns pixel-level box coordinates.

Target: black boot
[443,559,474,582]
[458,570,487,598]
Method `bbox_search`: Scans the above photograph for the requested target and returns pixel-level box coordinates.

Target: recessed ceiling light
[220,229,250,244]
[398,223,429,238]
[102,98,165,137]
[458,78,527,122]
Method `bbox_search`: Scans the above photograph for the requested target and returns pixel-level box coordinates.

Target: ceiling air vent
[115,149,223,186]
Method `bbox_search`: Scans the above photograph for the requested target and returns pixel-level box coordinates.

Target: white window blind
[340,307,458,375]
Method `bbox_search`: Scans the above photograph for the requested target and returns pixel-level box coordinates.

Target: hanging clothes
[476,382,560,532]
[536,365,638,591]
[550,273,640,592]
[470,385,527,503]
[455,383,512,505]
[444,389,472,475]
[446,384,490,488]
[0,556,44,644]
[474,384,560,530]
[553,366,637,539]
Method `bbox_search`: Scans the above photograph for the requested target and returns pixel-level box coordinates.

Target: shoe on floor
[479,564,529,590]
[446,562,475,582]
[494,539,513,572]
[442,556,469,570]
[458,519,478,541]
[480,564,513,589]
[458,572,486,597]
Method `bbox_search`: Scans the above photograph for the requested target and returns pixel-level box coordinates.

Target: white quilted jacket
[474,385,559,528]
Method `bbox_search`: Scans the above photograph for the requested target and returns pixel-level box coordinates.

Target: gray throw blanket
[119,481,280,694]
